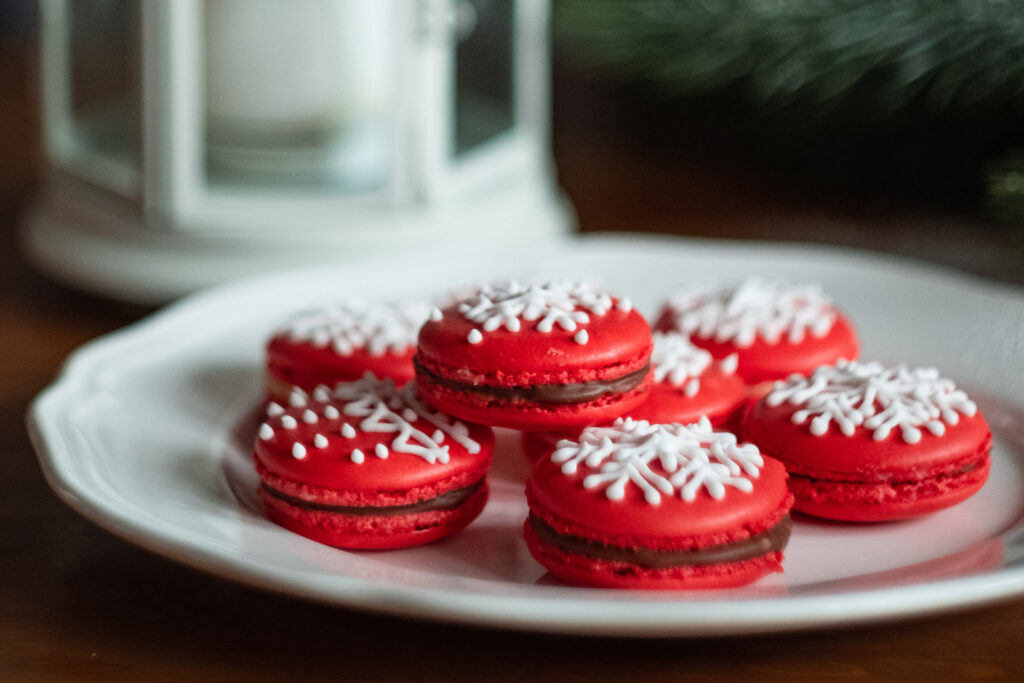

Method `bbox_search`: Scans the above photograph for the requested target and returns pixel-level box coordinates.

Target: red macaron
[655,278,859,390]
[525,417,793,589]
[742,360,992,522]
[254,374,494,549]
[266,300,431,402]
[415,281,653,431]
[521,331,747,462]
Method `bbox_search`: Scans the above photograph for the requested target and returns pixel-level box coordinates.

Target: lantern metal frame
[23,0,572,302]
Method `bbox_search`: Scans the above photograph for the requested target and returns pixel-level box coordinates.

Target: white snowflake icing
[456,281,629,346]
[765,359,978,444]
[278,299,431,356]
[551,417,763,505]
[664,278,837,347]
[650,332,713,393]
[329,373,480,464]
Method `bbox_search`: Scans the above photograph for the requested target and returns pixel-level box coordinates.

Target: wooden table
[3,45,1024,681]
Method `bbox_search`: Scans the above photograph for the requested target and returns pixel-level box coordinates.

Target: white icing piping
[665,278,837,347]
[261,374,481,466]
[765,359,978,443]
[551,417,763,505]
[277,299,431,357]
[331,373,480,464]
[456,281,630,346]
[650,332,713,394]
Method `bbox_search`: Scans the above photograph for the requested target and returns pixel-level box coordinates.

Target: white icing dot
[617,297,632,312]
[291,443,307,460]
[432,429,445,443]
[266,402,284,417]
[314,434,328,448]
[341,423,356,438]
[302,409,318,424]
[375,443,389,459]
[429,307,443,322]
[720,353,739,375]
[574,329,589,345]
[258,423,274,440]
[402,408,418,422]
[313,386,331,403]
[684,379,700,397]
[289,390,307,408]
[280,415,298,430]
[324,405,340,420]
[350,448,365,464]
[467,329,483,344]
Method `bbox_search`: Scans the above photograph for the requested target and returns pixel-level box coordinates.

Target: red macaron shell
[528,454,791,548]
[259,479,489,550]
[655,310,859,385]
[786,456,990,522]
[255,408,493,499]
[742,399,991,480]
[630,366,746,427]
[417,304,652,386]
[267,335,417,391]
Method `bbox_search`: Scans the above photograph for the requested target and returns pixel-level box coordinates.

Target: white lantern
[24,0,571,302]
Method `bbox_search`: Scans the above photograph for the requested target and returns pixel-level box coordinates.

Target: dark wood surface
[4,41,1024,681]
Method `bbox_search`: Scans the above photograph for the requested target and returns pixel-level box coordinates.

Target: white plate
[28,235,1024,637]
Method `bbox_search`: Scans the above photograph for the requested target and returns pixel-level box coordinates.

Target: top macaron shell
[266,300,431,392]
[255,397,494,505]
[743,392,992,481]
[529,454,790,547]
[416,302,652,387]
[267,337,417,389]
[666,312,859,385]
[630,363,746,426]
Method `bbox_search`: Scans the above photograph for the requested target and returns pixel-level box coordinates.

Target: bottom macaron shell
[260,483,489,550]
[787,456,991,522]
[416,379,652,431]
[523,520,784,589]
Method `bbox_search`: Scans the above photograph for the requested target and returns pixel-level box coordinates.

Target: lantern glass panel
[68,0,142,181]
[454,0,514,156]
[201,0,395,194]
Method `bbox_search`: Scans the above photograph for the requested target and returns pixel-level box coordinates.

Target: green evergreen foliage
[557,1,1024,224]
[557,0,1024,117]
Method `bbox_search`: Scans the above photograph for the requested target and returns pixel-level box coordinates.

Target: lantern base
[21,179,575,304]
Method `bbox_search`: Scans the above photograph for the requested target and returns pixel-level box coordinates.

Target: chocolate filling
[261,480,483,516]
[414,358,650,405]
[529,514,792,569]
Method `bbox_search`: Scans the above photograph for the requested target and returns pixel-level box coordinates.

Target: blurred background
[3,0,1024,307]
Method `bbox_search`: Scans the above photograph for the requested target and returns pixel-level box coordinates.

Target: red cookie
[254,375,494,549]
[415,281,653,431]
[655,278,859,390]
[266,300,430,402]
[525,417,793,589]
[742,360,991,522]
[521,332,747,462]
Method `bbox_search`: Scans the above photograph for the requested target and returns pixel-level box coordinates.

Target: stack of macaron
[251,276,992,591]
